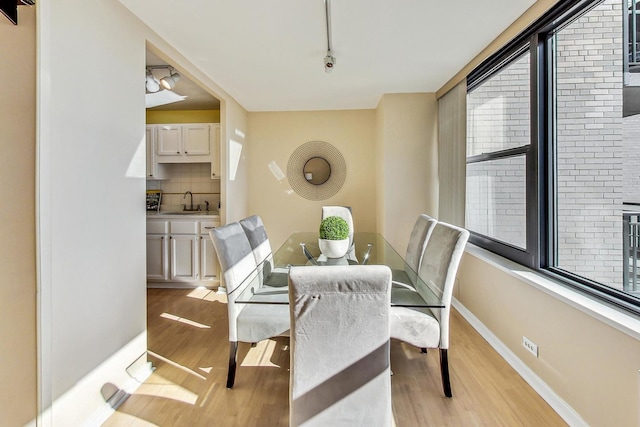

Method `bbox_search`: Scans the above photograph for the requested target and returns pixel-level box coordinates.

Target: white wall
[0,6,37,426]
[37,0,248,424]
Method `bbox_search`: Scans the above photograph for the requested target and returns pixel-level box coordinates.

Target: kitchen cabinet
[146,216,220,286]
[170,234,198,281]
[156,123,210,158]
[210,124,221,179]
[146,126,167,179]
[199,221,220,280]
[146,234,168,280]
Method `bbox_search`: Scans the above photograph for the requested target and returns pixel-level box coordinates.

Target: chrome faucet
[183,191,194,211]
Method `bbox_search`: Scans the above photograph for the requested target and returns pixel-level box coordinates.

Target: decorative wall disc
[287,141,346,201]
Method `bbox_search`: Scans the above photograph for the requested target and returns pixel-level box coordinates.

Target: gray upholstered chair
[239,215,288,287]
[389,221,469,397]
[209,222,290,388]
[288,265,393,427]
[392,213,438,286]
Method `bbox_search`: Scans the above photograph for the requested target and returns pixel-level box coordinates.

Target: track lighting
[145,66,180,93]
[145,70,160,93]
[160,72,181,90]
[323,0,336,73]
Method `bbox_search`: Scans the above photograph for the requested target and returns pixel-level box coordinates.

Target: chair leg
[226,341,238,389]
[421,348,427,354]
[440,348,452,398]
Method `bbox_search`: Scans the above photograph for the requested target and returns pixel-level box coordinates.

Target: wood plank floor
[102,288,566,426]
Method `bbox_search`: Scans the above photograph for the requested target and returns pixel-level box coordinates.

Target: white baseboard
[452,298,588,427]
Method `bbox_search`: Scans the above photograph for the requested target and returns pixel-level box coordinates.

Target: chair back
[321,206,354,249]
[288,265,393,427]
[405,214,437,274]
[239,215,272,266]
[416,222,469,349]
[209,222,258,341]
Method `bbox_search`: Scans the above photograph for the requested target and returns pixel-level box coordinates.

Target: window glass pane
[554,0,628,291]
[467,52,531,157]
[466,156,527,248]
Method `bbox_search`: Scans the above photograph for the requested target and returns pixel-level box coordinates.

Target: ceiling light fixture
[145,69,160,93]
[145,66,181,93]
[323,0,335,73]
[160,71,181,90]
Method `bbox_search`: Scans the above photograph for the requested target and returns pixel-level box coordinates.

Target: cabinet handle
[185,151,188,154]
[176,151,180,154]
[204,226,216,229]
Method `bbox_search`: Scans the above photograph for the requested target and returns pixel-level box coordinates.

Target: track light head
[145,71,160,93]
[160,72,180,90]
[324,54,336,73]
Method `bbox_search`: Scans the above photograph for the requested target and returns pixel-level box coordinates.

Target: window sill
[465,244,640,341]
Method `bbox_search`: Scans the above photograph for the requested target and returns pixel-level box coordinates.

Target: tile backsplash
[146,163,220,212]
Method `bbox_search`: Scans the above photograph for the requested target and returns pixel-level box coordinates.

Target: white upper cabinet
[156,123,211,158]
[182,124,210,156]
[156,124,182,156]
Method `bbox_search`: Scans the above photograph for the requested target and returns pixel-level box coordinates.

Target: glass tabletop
[235,232,444,308]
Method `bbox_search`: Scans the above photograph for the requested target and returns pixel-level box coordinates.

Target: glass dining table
[235,232,443,308]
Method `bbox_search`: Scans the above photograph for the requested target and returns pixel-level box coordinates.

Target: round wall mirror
[303,157,331,185]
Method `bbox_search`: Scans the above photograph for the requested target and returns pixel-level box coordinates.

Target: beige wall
[247,110,377,248]
[457,252,640,426]
[0,7,36,426]
[376,93,439,253]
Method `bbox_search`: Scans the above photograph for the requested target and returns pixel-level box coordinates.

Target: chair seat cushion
[237,303,290,343]
[389,306,440,349]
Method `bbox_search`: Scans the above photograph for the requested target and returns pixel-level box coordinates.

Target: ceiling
[127,0,537,112]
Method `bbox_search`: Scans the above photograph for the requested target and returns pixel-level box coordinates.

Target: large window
[466,0,640,313]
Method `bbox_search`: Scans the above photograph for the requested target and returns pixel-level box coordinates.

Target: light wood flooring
[102,288,567,426]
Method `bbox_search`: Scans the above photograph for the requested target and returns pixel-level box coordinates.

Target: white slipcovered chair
[392,213,438,286]
[389,221,469,397]
[209,222,290,388]
[239,215,288,287]
[288,265,393,427]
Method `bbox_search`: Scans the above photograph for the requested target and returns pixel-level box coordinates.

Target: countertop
[146,210,220,219]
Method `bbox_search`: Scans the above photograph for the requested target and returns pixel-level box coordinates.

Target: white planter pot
[318,238,350,258]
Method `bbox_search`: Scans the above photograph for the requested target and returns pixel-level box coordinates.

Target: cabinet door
[211,124,220,178]
[200,235,219,281]
[157,125,182,155]
[146,234,168,280]
[183,124,210,156]
[170,234,198,281]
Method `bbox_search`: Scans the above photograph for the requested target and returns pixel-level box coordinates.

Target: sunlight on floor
[160,312,211,329]
[135,372,199,406]
[103,411,159,426]
[240,339,285,368]
[186,287,227,303]
[147,350,207,381]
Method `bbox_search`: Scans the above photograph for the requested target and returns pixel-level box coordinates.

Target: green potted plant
[318,216,350,258]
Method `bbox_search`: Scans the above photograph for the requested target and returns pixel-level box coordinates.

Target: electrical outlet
[522,336,538,357]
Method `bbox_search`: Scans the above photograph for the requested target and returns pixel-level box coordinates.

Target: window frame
[465,0,640,315]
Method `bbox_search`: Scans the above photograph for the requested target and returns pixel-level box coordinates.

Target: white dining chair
[389,221,469,397]
[239,214,288,287]
[209,222,290,388]
[288,265,393,426]
[392,213,437,286]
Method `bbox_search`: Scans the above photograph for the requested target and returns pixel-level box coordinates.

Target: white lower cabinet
[200,234,219,281]
[170,234,198,281]
[146,217,220,286]
[146,234,168,280]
